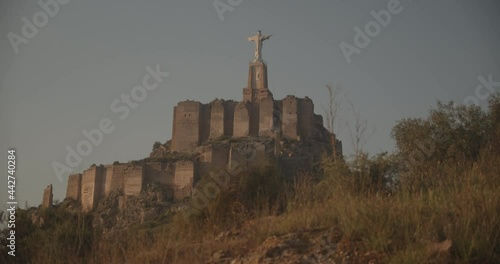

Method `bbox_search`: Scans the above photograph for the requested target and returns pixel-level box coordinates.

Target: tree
[486,93,500,152]
[153,141,162,151]
[324,83,342,134]
[346,100,374,160]
[324,83,343,159]
[392,100,490,169]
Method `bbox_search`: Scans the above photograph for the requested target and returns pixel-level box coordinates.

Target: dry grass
[1,152,499,264]
[84,153,499,263]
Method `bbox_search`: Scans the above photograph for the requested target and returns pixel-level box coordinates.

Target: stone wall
[228,141,269,171]
[224,101,237,136]
[174,161,197,199]
[211,145,230,170]
[103,165,114,197]
[335,140,343,158]
[66,173,82,201]
[200,144,229,176]
[144,162,174,186]
[81,166,104,212]
[233,101,251,137]
[124,166,144,196]
[209,99,225,139]
[249,102,260,136]
[171,95,322,151]
[97,165,108,201]
[107,164,127,195]
[42,184,53,209]
[258,97,274,137]
[314,114,323,127]
[174,161,196,189]
[69,162,181,211]
[200,103,211,144]
[298,97,314,137]
[282,95,299,139]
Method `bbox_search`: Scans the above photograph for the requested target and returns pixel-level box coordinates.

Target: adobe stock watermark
[7,0,72,54]
[339,0,412,64]
[51,64,170,182]
[463,74,499,106]
[213,0,243,21]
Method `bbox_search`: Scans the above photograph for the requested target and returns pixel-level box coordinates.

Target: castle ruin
[57,31,342,212]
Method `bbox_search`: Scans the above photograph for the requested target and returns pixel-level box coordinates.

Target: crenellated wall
[258,97,275,137]
[68,161,201,211]
[171,95,321,152]
[233,101,252,137]
[209,99,225,139]
[72,163,161,211]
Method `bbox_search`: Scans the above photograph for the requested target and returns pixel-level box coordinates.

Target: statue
[247,30,272,62]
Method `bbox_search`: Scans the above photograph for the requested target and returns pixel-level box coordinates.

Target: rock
[92,183,176,238]
[210,250,232,263]
[231,228,341,264]
[428,239,452,254]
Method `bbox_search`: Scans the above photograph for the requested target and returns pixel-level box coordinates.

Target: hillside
[1,95,499,263]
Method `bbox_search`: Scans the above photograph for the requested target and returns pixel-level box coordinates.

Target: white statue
[247,30,272,62]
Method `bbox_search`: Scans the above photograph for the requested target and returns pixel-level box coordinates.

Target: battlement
[67,162,192,212]
[170,57,328,153]
[170,95,322,152]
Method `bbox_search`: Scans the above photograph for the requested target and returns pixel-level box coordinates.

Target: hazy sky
[0,0,499,207]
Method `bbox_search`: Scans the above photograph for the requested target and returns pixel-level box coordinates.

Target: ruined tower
[42,184,53,209]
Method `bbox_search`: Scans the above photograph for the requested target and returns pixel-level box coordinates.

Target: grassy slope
[3,152,497,263]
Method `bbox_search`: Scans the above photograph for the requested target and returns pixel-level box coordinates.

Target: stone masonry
[42,184,53,209]
[60,31,342,212]
[171,60,323,152]
[68,162,193,212]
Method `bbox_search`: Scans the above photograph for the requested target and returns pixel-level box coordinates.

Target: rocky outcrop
[207,226,387,264]
[92,183,179,237]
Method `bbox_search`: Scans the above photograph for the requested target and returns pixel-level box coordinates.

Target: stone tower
[42,184,53,209]
[243,31,273,102]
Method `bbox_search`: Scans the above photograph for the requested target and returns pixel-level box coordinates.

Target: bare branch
[324,83,344,159]
[346,100,374,158]
[324,83,343,134]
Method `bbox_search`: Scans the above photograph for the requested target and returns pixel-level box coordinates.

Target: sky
[0,0,499,208]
